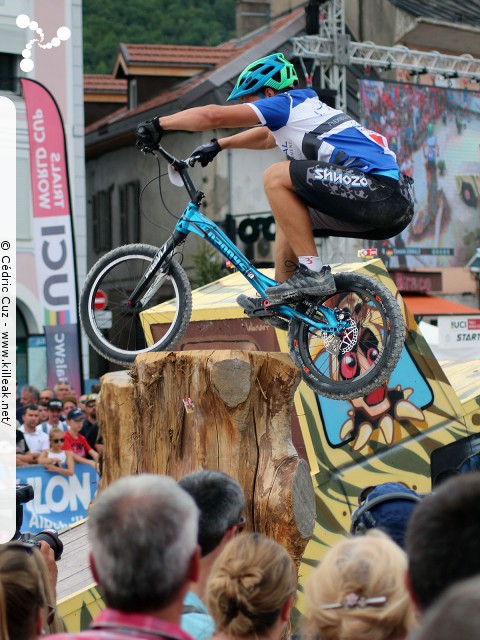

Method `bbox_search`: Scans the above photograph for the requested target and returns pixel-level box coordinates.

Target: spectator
[38,428,75,476]
[16,428,36,466]
[406,473,480,613]
[178,470,245,640]
[19,404,49,460]
[350,482,422,549]
[303,530,417,640]
[39,399,67,435]
[80,394,102,452]
[205,533,296,640]
[46,474,200,639]
[63,409,99,469]
[78,394,88,417]
[38,401,50,425]
[415,576,480,640]
[0,540,64,638]
[62,396,78,415]
[16,385,40,424]
[53,381,71,400]
[39,388,55,403]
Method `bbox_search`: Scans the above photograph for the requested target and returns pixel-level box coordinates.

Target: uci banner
[16,463,99,535]
[20,78,82,396]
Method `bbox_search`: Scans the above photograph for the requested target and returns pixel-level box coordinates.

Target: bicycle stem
[155,147,204,205]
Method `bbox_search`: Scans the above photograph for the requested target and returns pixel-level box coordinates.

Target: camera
[22,529,64,561]
[14,483,64,560]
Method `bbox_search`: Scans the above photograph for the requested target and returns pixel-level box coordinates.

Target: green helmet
[227,52,298,101]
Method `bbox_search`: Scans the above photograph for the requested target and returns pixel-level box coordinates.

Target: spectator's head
[38,401,49,424]
[350,482,422,549]
[20,385,39,406]
[406,473,480,612]
[415,576,480,640]
[88,474,199,614]
[0,542,51,639]
[205,533,296,638]
[39,388,55,403]
[61,395,77,414]
[66,408,84,433]
[304,531,416,640]
[21,404,39,432]
[49,428,65,451]
[84,394,98,421]
[179,470,245,557]
[47,399,63,426]
[78,394,88,415]
[53,380,71,399]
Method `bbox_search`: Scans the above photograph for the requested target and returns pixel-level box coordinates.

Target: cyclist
[136,52,414,328]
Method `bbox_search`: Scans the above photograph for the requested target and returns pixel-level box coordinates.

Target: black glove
[136,118,164,153]
[191,139,222,167]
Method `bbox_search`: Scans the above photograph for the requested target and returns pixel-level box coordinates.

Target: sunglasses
[229,515,246,533]
[52,438,64,444]
[47,605,56,625]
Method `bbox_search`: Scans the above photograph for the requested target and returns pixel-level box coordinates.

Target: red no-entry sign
[94,290,108,311]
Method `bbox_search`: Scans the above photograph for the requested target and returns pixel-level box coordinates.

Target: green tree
[83,0,235,74]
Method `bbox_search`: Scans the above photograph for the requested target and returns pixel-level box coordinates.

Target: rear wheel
[79,244,192,367]
[288,272,404,400]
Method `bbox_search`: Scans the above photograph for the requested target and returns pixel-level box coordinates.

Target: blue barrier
[16,463,99,534]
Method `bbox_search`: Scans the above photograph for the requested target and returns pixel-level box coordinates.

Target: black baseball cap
[48,399,63,411]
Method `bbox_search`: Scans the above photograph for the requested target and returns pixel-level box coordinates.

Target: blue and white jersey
[246,89,399,177]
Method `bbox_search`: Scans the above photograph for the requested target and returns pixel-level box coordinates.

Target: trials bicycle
[79,144,405,400]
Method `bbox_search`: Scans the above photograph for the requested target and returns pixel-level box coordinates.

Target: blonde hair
[0,543,46,640]
[304,531,417,640]
[29,544,65,634]
[205,533,296,637]
[49,427,64,441]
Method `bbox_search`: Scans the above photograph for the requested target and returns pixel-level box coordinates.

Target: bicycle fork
[127,230,187,308]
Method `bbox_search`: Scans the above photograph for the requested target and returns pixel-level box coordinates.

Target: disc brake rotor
[340,316,358,354]
[320,312,358,356]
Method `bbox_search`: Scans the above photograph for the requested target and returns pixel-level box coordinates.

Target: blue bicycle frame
[129,146,348,337]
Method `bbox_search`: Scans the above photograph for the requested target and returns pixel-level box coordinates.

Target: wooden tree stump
[99,350,315,566]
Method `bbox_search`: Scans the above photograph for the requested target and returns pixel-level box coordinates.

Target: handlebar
[153,145,205,205]
[155,145,200,170]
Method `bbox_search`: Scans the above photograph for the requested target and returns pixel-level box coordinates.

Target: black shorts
[289,160,414,240]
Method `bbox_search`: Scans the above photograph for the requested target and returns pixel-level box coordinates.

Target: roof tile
[84,74,127,93]
[121,44,238,67]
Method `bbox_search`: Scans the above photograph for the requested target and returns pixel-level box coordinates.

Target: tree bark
[99,350,315,566]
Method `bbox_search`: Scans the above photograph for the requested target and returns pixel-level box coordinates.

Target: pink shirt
[46,608,195,640]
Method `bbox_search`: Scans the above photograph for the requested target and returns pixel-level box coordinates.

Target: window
[0,53,20,93]
[119,181,140,244]
[92,186,113,253]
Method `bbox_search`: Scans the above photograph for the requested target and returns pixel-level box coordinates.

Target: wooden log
[99,350,315,566]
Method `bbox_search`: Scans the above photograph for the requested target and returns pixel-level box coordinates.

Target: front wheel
[79,244,192,367]
[288,272,404,400]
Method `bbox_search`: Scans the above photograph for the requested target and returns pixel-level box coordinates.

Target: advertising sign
[20,78,82,396]
[16,463,99,534]
[438,315,480,355]
[359,80,480,269]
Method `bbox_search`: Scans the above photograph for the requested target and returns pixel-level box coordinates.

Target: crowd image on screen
[360,81,449,167]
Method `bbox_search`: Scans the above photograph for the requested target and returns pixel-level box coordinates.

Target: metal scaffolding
[292,0,480,111]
